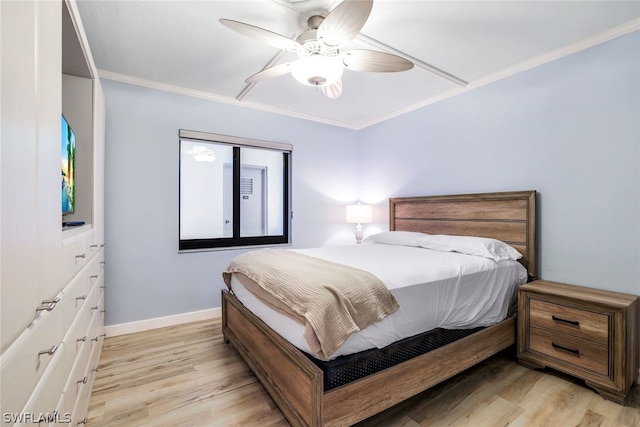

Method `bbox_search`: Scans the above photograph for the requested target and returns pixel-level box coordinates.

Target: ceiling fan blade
[343,50,414,72]
[321,79,343,99]
[245,62,293,84]
[317,0,373,48]
[219,19,301,51]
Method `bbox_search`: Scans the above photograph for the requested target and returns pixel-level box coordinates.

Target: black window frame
[178,129,292,251]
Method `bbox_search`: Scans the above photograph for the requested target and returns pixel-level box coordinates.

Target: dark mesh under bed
[306,326,484,391]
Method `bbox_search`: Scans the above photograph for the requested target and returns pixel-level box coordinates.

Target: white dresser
[1,227,106,426]
[0,1,105,425]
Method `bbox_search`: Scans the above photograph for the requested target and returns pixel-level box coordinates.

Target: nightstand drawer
[529,326,608,376]
[529,299,609,345]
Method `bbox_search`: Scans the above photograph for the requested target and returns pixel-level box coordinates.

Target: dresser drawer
[86,253,102,290]
[86,295,105,345]
[16,344,68,427]
[0,292,64,419]
[94,247,105,277]
[62,233,87,283]
[85,228,99,259]
[49,393,68,427]
[62,269,89,332]
[64,333,93,422]
[529,326,609,376]
[529,299,609,345]
[70,345,99,427]
[62,300,92,366]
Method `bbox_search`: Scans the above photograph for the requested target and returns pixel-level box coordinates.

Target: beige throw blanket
[222,249,399,360]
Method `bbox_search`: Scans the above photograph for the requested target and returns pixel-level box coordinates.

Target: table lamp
[346,203,373,244]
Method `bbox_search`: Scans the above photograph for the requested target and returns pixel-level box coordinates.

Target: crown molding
[97,69,361,130]
[358,19,640,130]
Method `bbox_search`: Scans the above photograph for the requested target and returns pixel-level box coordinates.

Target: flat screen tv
[61,114,75,215]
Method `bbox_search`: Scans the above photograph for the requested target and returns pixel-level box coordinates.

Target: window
[179,130,291,250]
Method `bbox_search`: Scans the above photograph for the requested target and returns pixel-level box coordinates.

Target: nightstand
[517,280,639,404]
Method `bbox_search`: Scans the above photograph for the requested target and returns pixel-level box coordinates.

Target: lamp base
[354,223,364,244]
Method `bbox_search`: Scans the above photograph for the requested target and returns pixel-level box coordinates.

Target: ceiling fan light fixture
[291,55,344,87]
[221,0,413,99]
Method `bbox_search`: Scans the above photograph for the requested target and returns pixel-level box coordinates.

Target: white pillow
[364,231,430,247]
[417,234,522,262]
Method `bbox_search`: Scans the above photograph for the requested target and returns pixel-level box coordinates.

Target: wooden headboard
[390,190,537,280]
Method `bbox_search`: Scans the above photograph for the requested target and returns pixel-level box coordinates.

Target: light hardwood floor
[87,318,639,427]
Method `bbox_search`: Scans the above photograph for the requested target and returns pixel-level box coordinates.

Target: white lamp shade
[346,204,373,224]
[291,55,344,87]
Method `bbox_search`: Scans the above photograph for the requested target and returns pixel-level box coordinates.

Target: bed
[221,190,537,426]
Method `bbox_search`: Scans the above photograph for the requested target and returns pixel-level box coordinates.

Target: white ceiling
[76,0,640,129]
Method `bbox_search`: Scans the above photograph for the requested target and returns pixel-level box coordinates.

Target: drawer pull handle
[551,342,580,355]
[77,375,88,384]
[76,295,87,301]
[100,243,106,247]
[76,253,86,259]
[90,244,99,248]
[77,417,88,425]
[77,336,87,342]
[38,345,58,356]
[91,305,99,311]
[92,336,100,342]
[552,315,579,326]
[90,275,99,280]
[36,297,60,312]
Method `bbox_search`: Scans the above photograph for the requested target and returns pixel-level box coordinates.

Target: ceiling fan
[220,0,414,99]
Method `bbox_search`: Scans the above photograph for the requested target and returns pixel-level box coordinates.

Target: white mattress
[230,242,528,360]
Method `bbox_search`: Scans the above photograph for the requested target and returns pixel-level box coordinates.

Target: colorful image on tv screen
[61,115,75,215]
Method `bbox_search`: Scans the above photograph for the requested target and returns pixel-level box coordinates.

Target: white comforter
[230,242,527,360]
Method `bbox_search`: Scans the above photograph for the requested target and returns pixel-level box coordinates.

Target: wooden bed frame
[222,190,537,426]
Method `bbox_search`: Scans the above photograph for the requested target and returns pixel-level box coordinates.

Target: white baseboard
[104,307,221,337]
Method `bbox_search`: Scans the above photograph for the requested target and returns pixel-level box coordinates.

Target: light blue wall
[360,31,639,296]
[102,81,360,325]
[103,31,639,327]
